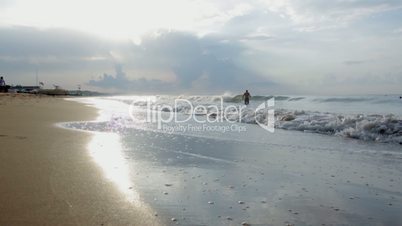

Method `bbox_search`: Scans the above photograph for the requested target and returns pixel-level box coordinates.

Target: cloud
[1,0,402,95]
[322,71,402,86]
[87,30,275,93]
[260,0,402,31]
[240,34,273,41]
[0,0,12,8]
[87,64,171,93]
[393,27,402,34]
[0,26,107,58]
[0,26,275,93]
[0,26,114,75]
[0,26,120,87]
[343,60,367,65]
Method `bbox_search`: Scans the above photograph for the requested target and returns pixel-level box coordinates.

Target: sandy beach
[0,94,160,226]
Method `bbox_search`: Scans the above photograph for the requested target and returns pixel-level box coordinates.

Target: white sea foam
[66,95,402,144]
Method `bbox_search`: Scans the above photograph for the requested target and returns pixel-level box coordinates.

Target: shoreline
[64,96,402,225]
[0,94,159,225]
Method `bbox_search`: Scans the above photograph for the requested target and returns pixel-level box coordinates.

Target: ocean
[62,94,402,225]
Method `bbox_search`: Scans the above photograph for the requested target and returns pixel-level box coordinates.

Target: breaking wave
[313,97,372,103]
[224,95,292,103]
[271,110,402,144]
[178,107,402,144]
[78,95,402,144]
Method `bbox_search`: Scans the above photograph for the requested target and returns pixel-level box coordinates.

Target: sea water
[63,94,402,225]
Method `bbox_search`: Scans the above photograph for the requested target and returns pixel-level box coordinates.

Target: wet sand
[0,94,160,225]
[107,126,402,225]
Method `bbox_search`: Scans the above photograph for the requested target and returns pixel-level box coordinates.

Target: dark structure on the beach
[0,85,10,93]
[9,85,41,93]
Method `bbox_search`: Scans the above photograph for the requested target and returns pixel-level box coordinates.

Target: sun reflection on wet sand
[87,132,142,206]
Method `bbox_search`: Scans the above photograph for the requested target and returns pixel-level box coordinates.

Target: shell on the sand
[208,201,214,204]
[238,201,245,204]
[171,218,177,221]
[165,184,173,187]
[241,222,250,226]
[226,217,233,220]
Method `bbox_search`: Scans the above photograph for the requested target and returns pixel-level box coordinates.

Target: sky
[1,0,402,95]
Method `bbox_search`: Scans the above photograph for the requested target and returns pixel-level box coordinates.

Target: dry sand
[0,94,160,226]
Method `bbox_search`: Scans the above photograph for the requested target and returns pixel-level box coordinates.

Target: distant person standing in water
[0,76,6,92]
[243,90,251,105]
